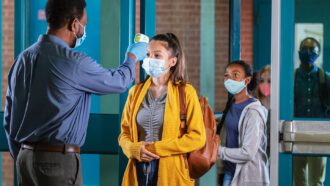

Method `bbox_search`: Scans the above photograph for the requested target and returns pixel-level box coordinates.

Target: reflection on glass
[293,0,330,185]
[293,156,328,186]
[293,37,330,118]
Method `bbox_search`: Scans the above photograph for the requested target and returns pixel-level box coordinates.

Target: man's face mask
[73,20,87,48]
[299,49,319,65]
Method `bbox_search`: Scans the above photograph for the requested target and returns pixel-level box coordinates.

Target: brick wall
[2,0,15,185]
[155,0,253,112]
[156,0,201,93]
[215,0,230,112]
[241,0,254,65]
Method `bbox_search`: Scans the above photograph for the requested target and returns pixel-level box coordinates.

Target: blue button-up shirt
[4,34,136,159]
[294,65,330,118]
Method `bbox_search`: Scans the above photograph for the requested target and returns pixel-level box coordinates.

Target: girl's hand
[140,142,160,162]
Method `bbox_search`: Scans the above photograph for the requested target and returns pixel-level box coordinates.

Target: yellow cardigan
[118,78,206,186]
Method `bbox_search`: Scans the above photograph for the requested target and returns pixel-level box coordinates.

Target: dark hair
[299,37,321,54]
[225,60,256,92]
[45,0,87,30]
[148,33,188,85]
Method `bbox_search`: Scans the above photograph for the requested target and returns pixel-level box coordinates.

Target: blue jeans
[136,160,159,186]
[222,172,233,186]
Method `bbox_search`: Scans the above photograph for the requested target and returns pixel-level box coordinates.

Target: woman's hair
[225,60,256,92]
[143,33,187,85]
[256,65,271,100]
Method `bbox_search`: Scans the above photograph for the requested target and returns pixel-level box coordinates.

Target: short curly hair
[45,0,86,30]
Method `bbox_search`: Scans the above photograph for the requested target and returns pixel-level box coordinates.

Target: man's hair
[299,37,321,54]
[45,0,86,30]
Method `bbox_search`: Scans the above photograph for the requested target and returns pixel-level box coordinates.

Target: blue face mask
[73,21,86,48]
[299,50,319,65]
[224,79,246,95]
[142,58,168,78]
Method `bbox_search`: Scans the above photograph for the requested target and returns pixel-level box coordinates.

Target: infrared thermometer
[134,33,149,43]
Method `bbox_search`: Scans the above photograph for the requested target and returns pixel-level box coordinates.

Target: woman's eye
[234,73,239,77]
[146,53,150,57]
[224,74,229,78]
[260,79,265,83]
[268,80,271,84]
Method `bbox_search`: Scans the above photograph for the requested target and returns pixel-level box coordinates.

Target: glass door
[271,0,330,185]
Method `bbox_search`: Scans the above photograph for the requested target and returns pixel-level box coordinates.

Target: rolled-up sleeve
[73,55,136,95]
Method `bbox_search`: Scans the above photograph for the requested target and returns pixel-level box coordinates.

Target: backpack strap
[178,83,189,168]
[318,67,327,105]
[178,83,187,134]
[318,67,329,116]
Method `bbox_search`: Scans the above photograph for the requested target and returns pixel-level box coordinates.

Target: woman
[256,65,271,157]
[256,65,271,110]
[218,60,269,186]
[118,33,206,186]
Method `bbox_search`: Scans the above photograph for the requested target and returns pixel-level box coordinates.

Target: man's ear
[69,19,78,33]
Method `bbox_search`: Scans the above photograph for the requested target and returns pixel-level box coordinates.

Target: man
[3,0,147,185]
[293,37,330,186]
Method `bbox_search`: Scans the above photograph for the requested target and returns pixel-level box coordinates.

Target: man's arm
[73,42,147,95]
[73,55,136,95]
[3,86,21,160]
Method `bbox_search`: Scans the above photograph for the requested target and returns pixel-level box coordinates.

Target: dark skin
[224,64,252,104]
[299,38,320,73]
[46,9,137,61]
[301,63,315,73]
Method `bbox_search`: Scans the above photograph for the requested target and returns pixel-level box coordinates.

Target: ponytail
[150,33,188,85]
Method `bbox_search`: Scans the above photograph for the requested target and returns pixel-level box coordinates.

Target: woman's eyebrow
[150,50,163,53]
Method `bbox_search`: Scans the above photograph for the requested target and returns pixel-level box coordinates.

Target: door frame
[270,0,281,185]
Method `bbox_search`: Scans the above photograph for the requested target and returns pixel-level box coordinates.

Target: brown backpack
[178,83,220,179]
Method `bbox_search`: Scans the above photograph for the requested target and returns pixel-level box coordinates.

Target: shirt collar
[298,65,318,77]
[38,34,71,48]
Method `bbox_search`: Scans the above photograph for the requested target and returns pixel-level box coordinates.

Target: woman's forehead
[226,64,244,72]
[148,40,168,51]
[261,71,271,76]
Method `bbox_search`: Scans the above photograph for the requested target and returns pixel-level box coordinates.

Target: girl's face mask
[224,79,247,95]
[259,83,271,97]
[142,58,169,78]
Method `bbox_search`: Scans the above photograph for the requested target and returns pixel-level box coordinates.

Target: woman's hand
[140,142,160,162]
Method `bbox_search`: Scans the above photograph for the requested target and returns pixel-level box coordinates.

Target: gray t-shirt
[136,90,167,142]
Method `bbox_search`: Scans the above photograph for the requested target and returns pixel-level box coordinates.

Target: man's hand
[126,42,148,62]
[140,142,160,162]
